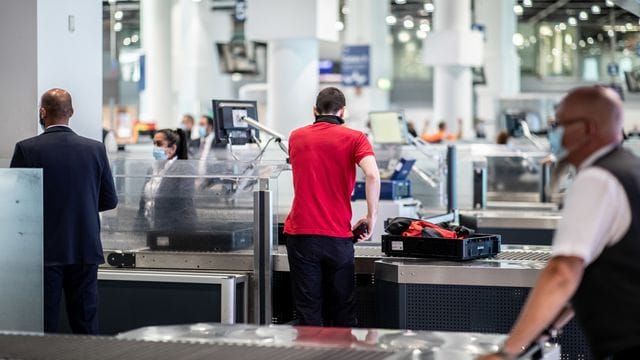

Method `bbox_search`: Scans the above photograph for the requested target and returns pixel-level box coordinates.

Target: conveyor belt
[0,333,393,360]
[495,249,551,262]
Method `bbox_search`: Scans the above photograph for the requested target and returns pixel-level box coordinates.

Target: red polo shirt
[284,122,374,238]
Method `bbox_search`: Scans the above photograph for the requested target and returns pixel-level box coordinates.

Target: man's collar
[579,143,618,170]
[45,124,71,130]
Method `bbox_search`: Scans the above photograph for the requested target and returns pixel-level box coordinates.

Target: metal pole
[446,145,457,212]
[253,188,273,325]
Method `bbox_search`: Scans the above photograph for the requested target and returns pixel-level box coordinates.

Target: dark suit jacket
[10,126,118,265]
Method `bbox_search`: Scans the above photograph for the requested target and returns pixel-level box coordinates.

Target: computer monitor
[368,111,409,145]
[216,42,258,75]
[211,100,259,145]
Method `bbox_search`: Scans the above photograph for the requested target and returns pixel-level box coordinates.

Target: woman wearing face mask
[139,128,198,248]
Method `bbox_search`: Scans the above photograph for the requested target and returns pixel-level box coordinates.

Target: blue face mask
[153,146,168,161]
[548,126,567,160]
[199,127,207,138]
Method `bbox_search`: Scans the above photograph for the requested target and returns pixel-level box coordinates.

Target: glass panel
[0,169,43,332]
[101,158,287,253]
[456,144,550,207]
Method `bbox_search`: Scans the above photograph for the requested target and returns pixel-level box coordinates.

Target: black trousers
[286,234,356,327]
[43,264,99,334]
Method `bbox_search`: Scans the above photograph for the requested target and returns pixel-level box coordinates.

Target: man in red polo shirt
[284,87,380,327]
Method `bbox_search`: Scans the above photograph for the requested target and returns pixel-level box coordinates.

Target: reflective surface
[101,158,287,253]
[117,323,559,359]
[0,169,43,332]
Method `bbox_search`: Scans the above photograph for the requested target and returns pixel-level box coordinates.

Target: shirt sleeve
[551,167,631,265]
[353,132,375,164]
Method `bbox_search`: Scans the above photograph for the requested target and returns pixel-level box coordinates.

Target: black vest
[572,147,640,358]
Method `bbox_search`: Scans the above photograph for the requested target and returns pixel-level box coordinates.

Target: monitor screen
[211,100,259,145]
[216,42,258,75]
[368,111,409,144]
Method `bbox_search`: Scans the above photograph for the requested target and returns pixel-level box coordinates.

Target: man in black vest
[10,88,118,334]
[480,86,640,360]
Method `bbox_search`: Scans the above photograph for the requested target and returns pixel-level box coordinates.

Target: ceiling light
[114,10,123,20]
[397,31,410,43]
[551,48,560,56]
[395,0,407,4]
[334,21,344,32]
[123,37,131,46]
[587,37,595,44]
[424,3,435,12]
[131,34,139,43]
[591,5,601,14]
[571,43,577,50]
[608,29,615,37]
[626,22,633,30]
[558,22,567,30]
[512,33,524,47]
[416,30,427,39]
[564,34,573,45]
[419,23,430,32]
[113,22,122,32]
[514,5,523,16]
[523,0,532,7]
[578,40,586,47]
[605,0,615,7]
[341,6,349,15]
[385,15,397,25]
[403,18,415,29]
[568,17,577,26]
[539,25,553,36]
[579,11,588,20]
[529,36,537,43]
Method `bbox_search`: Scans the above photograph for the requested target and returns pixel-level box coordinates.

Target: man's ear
[313,106,319,116]
[337,107,345,118]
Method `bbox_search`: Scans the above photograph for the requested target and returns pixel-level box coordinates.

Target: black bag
[384,217,419,235]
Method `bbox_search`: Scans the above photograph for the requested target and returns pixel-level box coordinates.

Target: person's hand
[352,217,375,242]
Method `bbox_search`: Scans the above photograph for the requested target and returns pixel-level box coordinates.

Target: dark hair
[182,114,194,124]
[315,87,345,114]
[41,88,73,119]
[202,115,214,128]
[157,128,189,159]
[437,122,446,131]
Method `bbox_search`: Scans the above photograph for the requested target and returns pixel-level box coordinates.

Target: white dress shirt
[551,144,631,266]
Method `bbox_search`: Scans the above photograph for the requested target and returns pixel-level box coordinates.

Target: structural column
[0,0,102,162]
[343,0,392,131]
[174,0,233,119]
[247,0,338,137]
[424,0,483,139]
[475,0,519,138]
[140,0,173,128]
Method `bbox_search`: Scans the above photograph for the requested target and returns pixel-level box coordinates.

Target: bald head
[557,86,623,143]
[40,88,74,123]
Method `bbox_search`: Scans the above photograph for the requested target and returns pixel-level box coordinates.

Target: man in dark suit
[10,88,118,334]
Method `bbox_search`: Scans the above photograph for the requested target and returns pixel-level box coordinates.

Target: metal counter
[375,245,549,287]
[0,326,560,360]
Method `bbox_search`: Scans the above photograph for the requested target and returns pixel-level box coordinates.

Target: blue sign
[607,62,620,76]
[341,45,370,87]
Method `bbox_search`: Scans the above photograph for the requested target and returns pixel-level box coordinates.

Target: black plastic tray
[381,233,501,261]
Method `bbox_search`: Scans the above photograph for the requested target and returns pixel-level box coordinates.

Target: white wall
[37,0,102,141]
[0,0,38,162]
